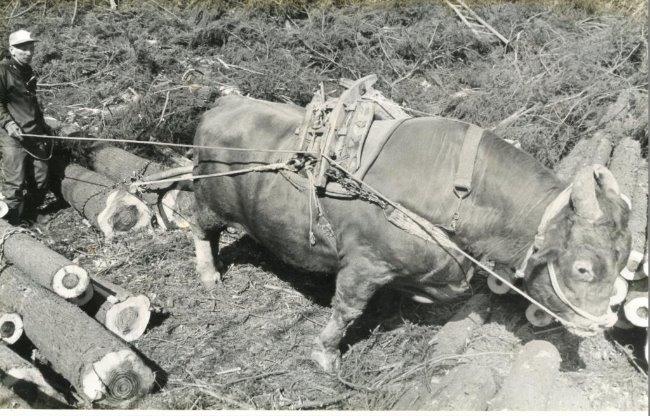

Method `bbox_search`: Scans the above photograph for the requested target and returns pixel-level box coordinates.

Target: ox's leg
[311,258,391,372]
[192,227,223,289]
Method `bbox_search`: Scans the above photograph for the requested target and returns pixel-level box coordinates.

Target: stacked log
[554,132,613,182]
[82,276,151,342]
[91,146,195,230]
[0,266,155,403]
[623,278,648,328]
[620,158,647,279]
[61,164,152,240]
[0,309,23,345]
[0,219,89,299]
[0,343,66,408]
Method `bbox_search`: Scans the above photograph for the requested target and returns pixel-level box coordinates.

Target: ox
[191,95,630,371]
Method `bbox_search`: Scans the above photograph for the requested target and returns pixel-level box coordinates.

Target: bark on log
[61,164,152,240]
[84,276,151,342]
[91,146,168,198]
[620,159,648,280]
[488,340,589,410]
[428,294,490,361]
[392,363,497,410]
[156,189,195,230]
[429,363,497,410]
[0,343,66,407]
[0,266,155,403]
[0,219,89,299]
[608,137,641,202]
[554,133,612,182]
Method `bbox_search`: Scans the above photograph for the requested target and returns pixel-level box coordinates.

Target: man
[0,29,53,225]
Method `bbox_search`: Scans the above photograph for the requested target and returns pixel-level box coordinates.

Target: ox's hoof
[199,271,221,290]
[311,348,340,373]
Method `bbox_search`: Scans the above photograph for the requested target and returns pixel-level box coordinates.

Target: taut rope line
[19,133,319,156]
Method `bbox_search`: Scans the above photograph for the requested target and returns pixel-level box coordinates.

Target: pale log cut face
[523,166,631,335]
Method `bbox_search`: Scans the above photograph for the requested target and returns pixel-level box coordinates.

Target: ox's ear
[524,245,561,276]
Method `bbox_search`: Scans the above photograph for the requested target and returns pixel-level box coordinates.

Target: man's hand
[5,121,22,139]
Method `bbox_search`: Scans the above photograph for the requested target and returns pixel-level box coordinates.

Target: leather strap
[453,124,484,199]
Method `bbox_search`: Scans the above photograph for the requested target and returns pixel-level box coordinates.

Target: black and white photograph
[0,0,647,411]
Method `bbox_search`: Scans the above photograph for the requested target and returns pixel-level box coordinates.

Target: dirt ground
[1,0,648,411]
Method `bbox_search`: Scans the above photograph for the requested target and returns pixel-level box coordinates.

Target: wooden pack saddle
[296,74,410,192]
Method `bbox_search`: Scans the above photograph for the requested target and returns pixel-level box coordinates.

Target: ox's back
[364,117,565,264]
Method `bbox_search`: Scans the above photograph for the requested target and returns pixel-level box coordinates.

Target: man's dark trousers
[1,132,48,223]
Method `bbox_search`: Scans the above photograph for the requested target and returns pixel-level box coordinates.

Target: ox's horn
[571,166,604,221]
[592,165,621,198]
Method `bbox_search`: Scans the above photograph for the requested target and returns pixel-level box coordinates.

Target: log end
[0,200,8,219]
[105,295,151,342]
[487,275,511,294]
[623,296,648,327]
[525,303,553,327]
[52,264,90,299]
[81,349,155,403]
[68,285,95,306]
[0,313,24,344]
[97,190,152,239]
[609,277,628,306]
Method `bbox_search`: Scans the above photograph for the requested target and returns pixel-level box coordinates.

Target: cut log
[61,164,152,240]
[156,189,195,230]
[0,266,155,403]
[0,343,66,407]
[0,199,8,218]
[608,137,641,203]
[488,340,589,410]
[623,278,648,328]
[392,362,497,410]
[428,363,497,410]
[620,159,647,280]
[428,294,490,361]
[525,303,552,327]
[0,312,23,345]
[91,146,168,198]
[0,219,89,299]
[609,276,629,306]
[554,133,612,182]
[69,285,94,306]
[85,276,151,342]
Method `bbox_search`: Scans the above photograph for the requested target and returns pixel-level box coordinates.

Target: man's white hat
[9,30,38,47]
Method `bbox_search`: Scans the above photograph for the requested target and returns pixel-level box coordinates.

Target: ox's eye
[572,260,595,281]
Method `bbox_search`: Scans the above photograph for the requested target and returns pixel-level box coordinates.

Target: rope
[130,161,291,189]
[0,227,37,267]
[19,133,318,156]
[321,155,578,329]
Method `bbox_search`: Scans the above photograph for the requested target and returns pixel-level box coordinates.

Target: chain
[325,167,387,209]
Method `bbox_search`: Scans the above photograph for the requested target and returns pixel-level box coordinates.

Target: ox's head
[523,165,631,336]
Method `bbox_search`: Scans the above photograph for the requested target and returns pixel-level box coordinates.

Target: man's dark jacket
[0,57,51,157]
